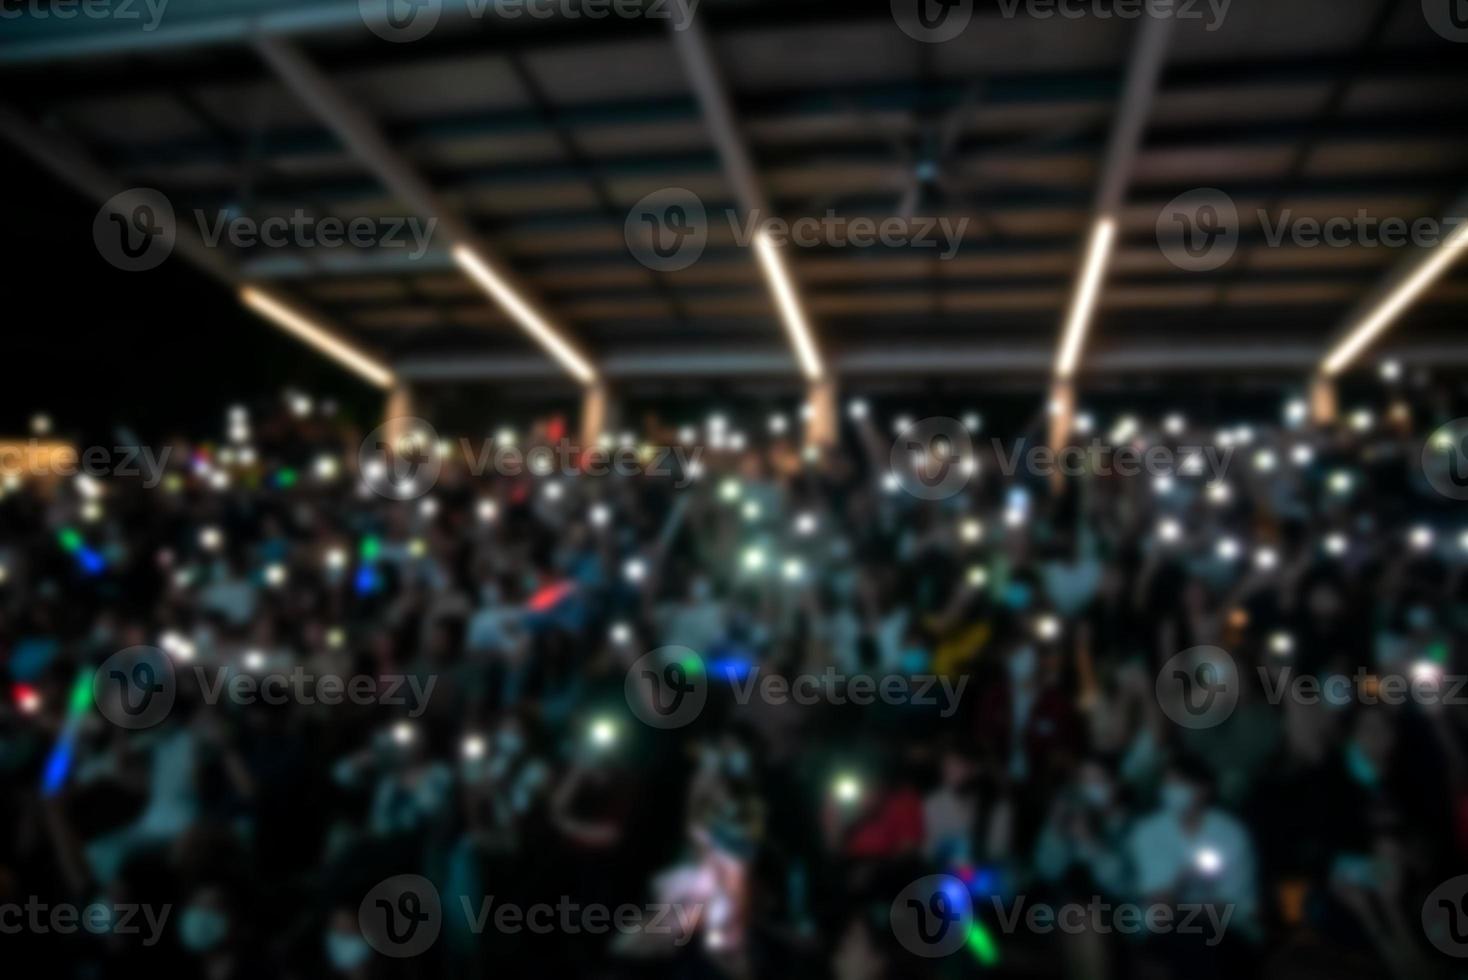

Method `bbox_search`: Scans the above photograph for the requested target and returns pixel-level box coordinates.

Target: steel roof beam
[669,10,823,379]
[0,100,395,386]
[1319,190,1468,376]
[394,341,1468,382]
[1053,14,1173,382]
[253,32,597,383]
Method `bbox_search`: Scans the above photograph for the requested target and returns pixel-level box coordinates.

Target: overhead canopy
[3,0,1466,386]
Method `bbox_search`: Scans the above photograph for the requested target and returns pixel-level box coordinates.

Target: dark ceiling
[3,0,1466,387]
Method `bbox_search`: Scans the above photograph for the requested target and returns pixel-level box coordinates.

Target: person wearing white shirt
[923,748,979,863]
[1128,756,1259,942]
[657,575,725,654]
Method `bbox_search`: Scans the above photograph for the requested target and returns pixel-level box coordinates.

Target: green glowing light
[68,670,92,715]
[359,536,381,561]
[965,921,999,967]
[57,528,82,553]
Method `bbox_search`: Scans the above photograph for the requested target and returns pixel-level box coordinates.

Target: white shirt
[1128,807,1257,928]
[923,788,976,861]
[467,604,521,655]
[659,600,725,655]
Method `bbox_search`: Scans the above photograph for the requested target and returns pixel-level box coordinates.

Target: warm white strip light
[1323,221,1468,376]
[753,229,823,381]
[451,244,597,384]
[1056,217,1117,379]
[239,286,395,389]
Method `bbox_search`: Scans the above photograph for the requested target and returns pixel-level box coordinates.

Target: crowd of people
[1,372,1466,979]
